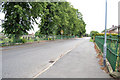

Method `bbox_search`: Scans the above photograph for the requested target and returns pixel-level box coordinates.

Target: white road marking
[33,41,81,78]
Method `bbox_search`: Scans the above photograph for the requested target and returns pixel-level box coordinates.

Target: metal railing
[95,35,119,71]
[0,35,76,46]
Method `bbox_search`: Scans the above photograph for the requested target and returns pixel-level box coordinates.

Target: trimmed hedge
[91,33,118,42]
[95,33,118,36]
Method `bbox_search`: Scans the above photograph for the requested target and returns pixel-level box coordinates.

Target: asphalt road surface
[1,37,110,78]
[38,37,110,78]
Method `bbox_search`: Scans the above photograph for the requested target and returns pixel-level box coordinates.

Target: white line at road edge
[33,41,81,78]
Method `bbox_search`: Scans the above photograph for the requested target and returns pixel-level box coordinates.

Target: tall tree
[2,2,86,39]
[39,2,58,35]
[2,2,46,40]
[2,2,31,39]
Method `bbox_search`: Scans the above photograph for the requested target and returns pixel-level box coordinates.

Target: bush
[34,38,38,41]
[21,39,27,43]
[90,31,99,39]
[13,38,22,43]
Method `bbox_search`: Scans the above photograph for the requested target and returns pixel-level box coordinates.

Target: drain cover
[49,60,54,63]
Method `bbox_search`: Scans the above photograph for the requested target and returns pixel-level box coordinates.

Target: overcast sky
[67,0,120,34]
[0,0,120,34]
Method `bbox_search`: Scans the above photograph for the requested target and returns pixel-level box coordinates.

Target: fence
[95,35,119,71]
[0,35,76,46]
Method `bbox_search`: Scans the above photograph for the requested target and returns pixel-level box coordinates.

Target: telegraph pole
[118,2,120,71]
[103,0,107,67]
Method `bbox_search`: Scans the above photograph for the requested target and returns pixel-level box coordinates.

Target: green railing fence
[95,35,119,71]
[0,35,76,46]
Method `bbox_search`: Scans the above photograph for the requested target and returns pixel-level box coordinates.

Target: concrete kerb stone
[94,43,113,73]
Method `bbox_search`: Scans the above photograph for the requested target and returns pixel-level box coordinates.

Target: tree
[38,2,86,37]
[39,2,58,36]
[2,3,30,39]
[2,2,86,40]
[90,31,99,39]
[2,2,46,41]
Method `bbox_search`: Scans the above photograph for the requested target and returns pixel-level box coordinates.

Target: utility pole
[118,2,120,72]
[118,25,120,71]
[103,0,107,67]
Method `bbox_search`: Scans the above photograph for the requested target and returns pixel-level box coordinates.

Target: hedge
[95,33,118,36]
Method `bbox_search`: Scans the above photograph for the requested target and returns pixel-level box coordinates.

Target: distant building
[22,33,35,39]
[0,33,6,38]
[106,25,119,33]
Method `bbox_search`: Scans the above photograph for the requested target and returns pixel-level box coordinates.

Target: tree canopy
[2,2,86,39]
[37,2,86,37]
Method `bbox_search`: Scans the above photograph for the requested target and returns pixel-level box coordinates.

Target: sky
[0,0,120,34]
[67,0,120,34]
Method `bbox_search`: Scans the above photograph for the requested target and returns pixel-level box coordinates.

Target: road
[2,37,110,78]
[38,37,110,78]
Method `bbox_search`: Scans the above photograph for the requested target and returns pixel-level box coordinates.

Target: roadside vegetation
[90,31,99,40]
[1,1,86,46]
[89,38,93,42]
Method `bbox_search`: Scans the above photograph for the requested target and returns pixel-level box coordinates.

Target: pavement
[0,47,2,80]
[1,37,110,78]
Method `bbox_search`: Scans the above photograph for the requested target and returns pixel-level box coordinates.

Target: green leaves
[90,31,99,39]
[2,2,33,39]
[14,5,22,10]
[2,2,86,39]
[35,2,86,37]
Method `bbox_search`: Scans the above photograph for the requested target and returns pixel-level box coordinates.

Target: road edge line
[33,42,80,78]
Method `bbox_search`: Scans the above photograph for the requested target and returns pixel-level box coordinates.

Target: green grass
[27,39,34,42]
[89,38,93,42]
[0,41,3,44]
